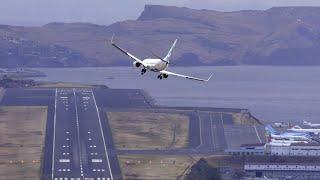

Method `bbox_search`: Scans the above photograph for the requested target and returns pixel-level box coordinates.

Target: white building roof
[245,164,320,171]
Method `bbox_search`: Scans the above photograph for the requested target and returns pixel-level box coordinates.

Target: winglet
[110,34,115,44]
[205,73,214,82]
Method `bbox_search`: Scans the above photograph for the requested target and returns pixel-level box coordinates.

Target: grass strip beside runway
[0,106,47,180]
[107,111,189,150]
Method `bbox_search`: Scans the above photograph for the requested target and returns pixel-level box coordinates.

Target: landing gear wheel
[141,69,146,75]
[157,74,163,79]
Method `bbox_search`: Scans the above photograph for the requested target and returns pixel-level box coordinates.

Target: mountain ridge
[0,5,320,67]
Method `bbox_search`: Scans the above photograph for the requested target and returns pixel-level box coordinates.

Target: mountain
[1,5,320,67]
[0,25,91,67]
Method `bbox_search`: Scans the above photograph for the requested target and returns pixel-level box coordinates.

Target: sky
[0,0,320,26]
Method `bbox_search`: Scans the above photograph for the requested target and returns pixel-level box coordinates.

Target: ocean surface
[33,66,320,124]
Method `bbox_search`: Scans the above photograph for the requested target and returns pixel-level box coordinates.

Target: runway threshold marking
[91,90,114,180]
[51,88,57,180]
[73,88,85,179]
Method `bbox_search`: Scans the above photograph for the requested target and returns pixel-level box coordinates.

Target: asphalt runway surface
[195,112,228,152]
[51,88,116,179]
[1,88,123,180]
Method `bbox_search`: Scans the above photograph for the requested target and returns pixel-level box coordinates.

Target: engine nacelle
[163,74,169,78]
[133,61,141,68]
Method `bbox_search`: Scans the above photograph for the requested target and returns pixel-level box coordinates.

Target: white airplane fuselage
[303,121,320,128]
[289,128,320,135]
[270,139,308,145]
[139,58,168,72]
[269,134,310,141]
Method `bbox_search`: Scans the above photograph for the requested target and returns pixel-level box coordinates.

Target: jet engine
[133,61,141,68]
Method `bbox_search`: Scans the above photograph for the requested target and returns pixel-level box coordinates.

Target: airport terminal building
[245,164,320,179]
[226,142,320,157]
[266,143,320,156]
[225,143,265,156]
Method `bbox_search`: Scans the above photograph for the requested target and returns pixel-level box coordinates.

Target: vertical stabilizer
[265,125,277,135]
[164,39,178,62]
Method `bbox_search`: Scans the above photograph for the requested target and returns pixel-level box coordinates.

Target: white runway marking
[92,159,103,163]
[197,112,203,148]
[91,90,114,180]
[254,125,262,143]
[51,88,58,180]
[73,88,85,179]
[210,114,215,148]
[220,113,224,125]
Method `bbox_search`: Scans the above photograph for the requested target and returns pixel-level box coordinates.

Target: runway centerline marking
[51,88,57,180]
[73,88,85,179]
[220,113,224,126]
[91,90,114,180]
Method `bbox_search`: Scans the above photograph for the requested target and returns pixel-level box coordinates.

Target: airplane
[110,36,213,82]
[303,120,320,128]
[288,125,320,135]
[268,139,308,146]
[273,122,289,128]
[268,141,291,146]
[270,139,308,144]
[265,125,311,141]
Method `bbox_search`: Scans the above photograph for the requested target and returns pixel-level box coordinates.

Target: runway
[52,88,120,180]
[0,88,122,180]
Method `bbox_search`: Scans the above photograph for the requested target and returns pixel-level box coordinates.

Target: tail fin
[303,120,310,125]
[292,125,302,129]
[265,125,277,135]
[164,39,178,62]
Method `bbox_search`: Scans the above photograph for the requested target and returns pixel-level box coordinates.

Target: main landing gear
[157,74,168,80]
[141,69,146,75]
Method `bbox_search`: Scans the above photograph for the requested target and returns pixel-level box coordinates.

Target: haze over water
[34,66,320,124]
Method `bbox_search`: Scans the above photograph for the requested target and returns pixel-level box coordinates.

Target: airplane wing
[110,36,147,67]
[160,70,213,82]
